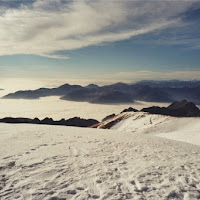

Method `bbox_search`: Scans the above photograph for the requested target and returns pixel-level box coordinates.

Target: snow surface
[108,112,200,146]
[1,123,200,199]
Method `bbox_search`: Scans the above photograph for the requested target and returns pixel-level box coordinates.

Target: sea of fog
[0,78,170,121]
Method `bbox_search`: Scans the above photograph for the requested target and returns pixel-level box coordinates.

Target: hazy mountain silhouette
[85,84,99,89]
[162,87,200,104]
[3,84,83,99]
[60,87,99,102]
[129,84,172,102]
[2,81,200,104]
[90,91,134,104]
[136,80,200,88]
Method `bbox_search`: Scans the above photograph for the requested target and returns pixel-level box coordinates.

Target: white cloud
[0,0,197,58]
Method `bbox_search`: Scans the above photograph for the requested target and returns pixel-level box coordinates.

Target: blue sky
[0,0,200,81]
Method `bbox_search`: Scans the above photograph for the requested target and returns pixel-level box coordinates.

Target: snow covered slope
[96,112,200,146]
[1,123,200,199]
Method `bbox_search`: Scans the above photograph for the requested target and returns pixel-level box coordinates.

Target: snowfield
[1,120,200,200]
[108,112,200,146]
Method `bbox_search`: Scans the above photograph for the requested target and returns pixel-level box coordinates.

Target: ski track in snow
[0,124,200,200]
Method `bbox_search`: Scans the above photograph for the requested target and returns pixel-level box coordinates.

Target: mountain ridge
[0,116,99,128]
[2,80,200,104]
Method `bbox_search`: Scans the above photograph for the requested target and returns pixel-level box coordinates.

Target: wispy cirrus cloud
[0,0,199,58]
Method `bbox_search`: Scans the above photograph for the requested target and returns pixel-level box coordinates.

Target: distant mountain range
[136,80,200,88]
[2,80,200,104]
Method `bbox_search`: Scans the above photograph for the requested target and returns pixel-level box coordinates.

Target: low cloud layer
[0,0,199,58]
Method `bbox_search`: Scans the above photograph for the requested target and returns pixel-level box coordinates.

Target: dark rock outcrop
[121,107,138,113]
[0,117,99,127]
[63,117,99,127]
[142,106,169,115]
[32,118,40,124]
[102,114,116,122]
[0,117,32,123]
[167,100,200,117]
[142,100,200,117]
[41,117,54,124]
